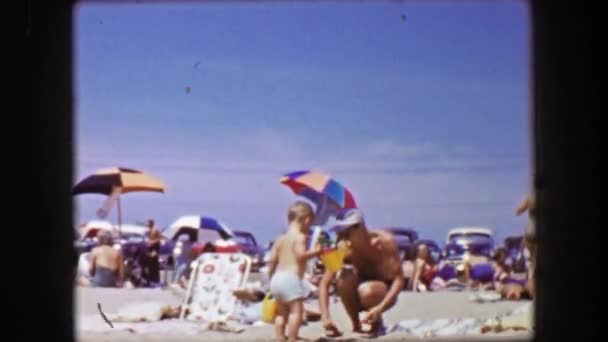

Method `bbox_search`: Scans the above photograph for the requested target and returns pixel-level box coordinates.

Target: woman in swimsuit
[411,244,436,292]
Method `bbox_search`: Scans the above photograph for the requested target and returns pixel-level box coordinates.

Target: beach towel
[180,253,251,324]
[388,317,484,337]
[469,291,502,303]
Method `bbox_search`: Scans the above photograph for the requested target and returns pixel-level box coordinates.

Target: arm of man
[375,237,405,312]
[515,194,531,216]
[378,264,404,312]
[362,233,405,323]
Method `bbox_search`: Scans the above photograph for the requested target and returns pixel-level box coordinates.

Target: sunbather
[89,230,124,287]
[411,244,436,292]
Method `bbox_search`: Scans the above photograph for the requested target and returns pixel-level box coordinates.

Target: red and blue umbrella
[280,170,357,209]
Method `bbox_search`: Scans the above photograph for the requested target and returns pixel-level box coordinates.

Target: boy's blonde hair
[287,201,314,225]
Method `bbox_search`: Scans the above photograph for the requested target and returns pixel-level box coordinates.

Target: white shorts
[269,271,307,302]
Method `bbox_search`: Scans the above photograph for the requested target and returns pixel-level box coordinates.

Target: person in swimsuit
[267,201,323,342]
[318,209,404,338]
[516,192,536,298]
[141,220,162,286]
[411,244,436,292]
[491,247,510,290]
[89,230,124,287]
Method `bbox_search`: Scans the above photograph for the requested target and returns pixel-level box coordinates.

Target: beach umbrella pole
[117,196,122,237]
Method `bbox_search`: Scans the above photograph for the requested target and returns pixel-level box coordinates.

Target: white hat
[329,209,365,233]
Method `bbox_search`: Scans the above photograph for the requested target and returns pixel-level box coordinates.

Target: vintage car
[443,227,495,265]
[74,220,114,255]
[262,240,274,265]
[383,227,419,261]
[503,235,527,273]
[232,230,265,271]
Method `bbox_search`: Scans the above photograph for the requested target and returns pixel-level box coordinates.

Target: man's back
[92,245,121,271]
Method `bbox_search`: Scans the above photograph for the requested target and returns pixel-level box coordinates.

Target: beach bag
[261,293,277,323]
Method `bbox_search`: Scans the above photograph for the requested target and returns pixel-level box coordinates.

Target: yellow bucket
[320,245,347,272]
[261,293,277,323]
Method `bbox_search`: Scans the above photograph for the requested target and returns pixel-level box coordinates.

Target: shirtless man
[516,192,536,298]
[89,230,124,287]
[319,209,404,337]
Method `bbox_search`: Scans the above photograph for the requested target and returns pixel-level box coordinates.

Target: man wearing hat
[318,209,404,337]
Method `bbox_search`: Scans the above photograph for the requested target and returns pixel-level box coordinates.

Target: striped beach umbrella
[72,167,166,234]
[280,170,357,209]
[73,167,165,195]
[164,215,234,240]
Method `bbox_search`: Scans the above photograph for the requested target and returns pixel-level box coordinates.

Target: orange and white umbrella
[72,167,165,233]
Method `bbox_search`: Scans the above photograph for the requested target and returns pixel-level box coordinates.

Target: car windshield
[121,233,144,242]
[234,234,255,246]
[449,233,492,246]
[445,244,465,257]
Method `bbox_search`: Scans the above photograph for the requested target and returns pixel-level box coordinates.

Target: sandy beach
[76,287,532,341]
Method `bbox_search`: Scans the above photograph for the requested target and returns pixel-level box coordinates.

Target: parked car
[444,227,495,265]
[232,230,265,271]
[74,220,114,255]
[503,235,527,273]
[383,227,419,260]
[262,240,274,265]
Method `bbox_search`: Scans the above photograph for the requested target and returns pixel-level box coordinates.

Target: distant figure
[267,201,322,342]
[177,247,200,289]
[492,247,510,289]
[89,230,124,287]
[142,219,161,285]
[516,192,536,297]
[172,234,194,284]
[401,247,416,290]
[411,244,436,292]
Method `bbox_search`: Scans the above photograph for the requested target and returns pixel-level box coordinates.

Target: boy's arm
[267,239,279,280]
[295,235,322,262]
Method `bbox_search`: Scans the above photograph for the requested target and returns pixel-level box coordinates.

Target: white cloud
[74,128,530,243]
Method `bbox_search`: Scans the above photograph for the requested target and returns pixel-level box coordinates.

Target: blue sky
[74,1,531,245]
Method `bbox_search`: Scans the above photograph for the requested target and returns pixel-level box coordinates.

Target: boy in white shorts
[267,201,323,342]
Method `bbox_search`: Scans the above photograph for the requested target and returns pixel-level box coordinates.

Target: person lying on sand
[318,209,404,338]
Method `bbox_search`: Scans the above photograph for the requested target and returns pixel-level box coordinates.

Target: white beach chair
[179,252,251,326]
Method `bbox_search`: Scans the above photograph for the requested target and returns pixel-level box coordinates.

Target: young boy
[267,201,323,342]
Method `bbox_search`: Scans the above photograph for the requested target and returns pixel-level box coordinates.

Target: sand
[76,287,532,341]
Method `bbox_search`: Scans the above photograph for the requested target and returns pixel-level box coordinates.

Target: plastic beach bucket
[262,293,277,323]
[320,245,347,272]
